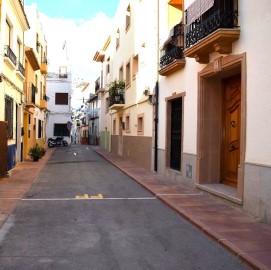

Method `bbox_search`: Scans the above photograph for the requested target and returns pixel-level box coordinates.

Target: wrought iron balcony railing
[87,108,99,119]
[185,0,238,49]
[4,45,17,66]
[160,46,184,69]
[159,23,185,74]
[109,92,125,107]
[16,61,25,77]
[59,73,68,78]
[24,83,36,105]
[95,77,101,91]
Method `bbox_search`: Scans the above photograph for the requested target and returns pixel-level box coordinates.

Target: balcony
[109,93,125,110]
[16,61,25,79]
[95,77,105,94]
[40,95,49,109]
[184,0,240,63]
[4,45,17,68]
[159,23,185,76]
[40,57,48,74]
[25,47,40,71]
[24,83,37,108]
[59,73,68,79]
[108,81,125,110]
[88,108,99,120]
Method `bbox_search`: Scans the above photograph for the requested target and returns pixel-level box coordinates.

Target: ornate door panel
[222,76,241,187]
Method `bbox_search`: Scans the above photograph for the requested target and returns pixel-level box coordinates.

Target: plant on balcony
[109,80,125,104]
[109,80,125,94]
[28,143,45,162]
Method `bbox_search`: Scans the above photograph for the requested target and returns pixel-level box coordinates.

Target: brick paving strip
[0,148,55,229]
[93,147,271,270]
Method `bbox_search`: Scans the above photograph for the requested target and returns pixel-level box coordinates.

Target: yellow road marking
[90,193,103,199]
[75,193,103,199]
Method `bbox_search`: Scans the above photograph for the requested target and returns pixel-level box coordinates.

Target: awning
[186,0,214,25]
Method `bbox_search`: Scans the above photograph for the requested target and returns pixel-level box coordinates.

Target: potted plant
[109,80,125,104]
[28,143,44,162]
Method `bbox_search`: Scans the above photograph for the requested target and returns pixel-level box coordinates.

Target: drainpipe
[154,0,160,172]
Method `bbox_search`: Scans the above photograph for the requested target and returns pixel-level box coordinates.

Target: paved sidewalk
[93,147,271,270]
[0,148,54,229]
[0,146,270,270]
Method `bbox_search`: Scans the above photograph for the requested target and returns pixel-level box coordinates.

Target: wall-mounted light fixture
[143,87,150,96]
[143,87,155,105]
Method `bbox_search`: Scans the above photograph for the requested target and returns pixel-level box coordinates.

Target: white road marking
[20,197,156,201]
[156,193,203,196]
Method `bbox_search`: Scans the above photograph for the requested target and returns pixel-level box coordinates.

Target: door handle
[230,145,236,150]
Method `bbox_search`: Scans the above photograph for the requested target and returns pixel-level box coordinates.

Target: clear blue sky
[25,0,120,19]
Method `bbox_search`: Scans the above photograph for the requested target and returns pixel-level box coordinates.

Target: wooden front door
[221,76,241,187]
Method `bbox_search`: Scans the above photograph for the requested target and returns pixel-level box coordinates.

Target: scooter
[48,136,68,148]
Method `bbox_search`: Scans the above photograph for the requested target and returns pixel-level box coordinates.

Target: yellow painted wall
[0,0,29,154]
[168,4,182,30]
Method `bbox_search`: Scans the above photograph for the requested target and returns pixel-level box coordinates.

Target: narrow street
[0,145,248,270]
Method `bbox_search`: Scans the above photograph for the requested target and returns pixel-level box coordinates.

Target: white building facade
[157,0,271,223]
[94,0,158,170]
[86,93,100,145]
[93,0,271,223]
[46,67,72,145]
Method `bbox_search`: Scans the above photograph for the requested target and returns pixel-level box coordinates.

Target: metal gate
[0,121,8,178]
[170,98,182,171]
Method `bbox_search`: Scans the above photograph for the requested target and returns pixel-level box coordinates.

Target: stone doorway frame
[196,53,246,201]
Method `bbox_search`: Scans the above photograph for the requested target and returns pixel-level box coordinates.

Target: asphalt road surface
[0,145,249,270]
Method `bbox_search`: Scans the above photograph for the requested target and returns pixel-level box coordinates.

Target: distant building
[46,66,72,145]
[86,93,100,145]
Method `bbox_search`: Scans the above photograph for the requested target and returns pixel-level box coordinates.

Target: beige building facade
[94,0,271,223]
[157,0,271,223]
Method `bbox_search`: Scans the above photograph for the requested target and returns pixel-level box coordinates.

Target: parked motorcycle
[48,136,68,148]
